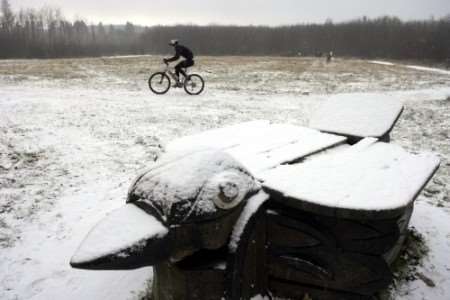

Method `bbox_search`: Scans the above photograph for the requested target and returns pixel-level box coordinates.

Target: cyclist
[164,39,195,87]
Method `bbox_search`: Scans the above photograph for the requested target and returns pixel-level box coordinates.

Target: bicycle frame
[164,62,188,83]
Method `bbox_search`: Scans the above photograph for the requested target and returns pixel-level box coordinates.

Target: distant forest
[1,0,449,60]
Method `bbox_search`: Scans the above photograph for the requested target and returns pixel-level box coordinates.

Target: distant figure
[164,39,195,87]
[326,51,334,63]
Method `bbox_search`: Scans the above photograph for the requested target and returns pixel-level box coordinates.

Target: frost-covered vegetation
[0,56,449,299]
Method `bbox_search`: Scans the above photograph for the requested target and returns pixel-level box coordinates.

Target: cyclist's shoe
[172,81,183,88]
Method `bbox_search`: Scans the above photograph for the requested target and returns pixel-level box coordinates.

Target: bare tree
[1,0,14,33]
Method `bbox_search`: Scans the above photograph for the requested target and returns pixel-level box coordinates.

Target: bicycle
[148,62,205,95]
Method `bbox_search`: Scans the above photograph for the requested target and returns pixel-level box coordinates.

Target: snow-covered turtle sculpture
[71,98,440,300]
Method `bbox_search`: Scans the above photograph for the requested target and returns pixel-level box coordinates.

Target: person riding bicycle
[163,39,194,88]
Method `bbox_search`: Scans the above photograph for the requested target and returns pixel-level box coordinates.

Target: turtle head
[70,149,259,270]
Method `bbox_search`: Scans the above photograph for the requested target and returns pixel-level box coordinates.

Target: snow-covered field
[0,56,449,299]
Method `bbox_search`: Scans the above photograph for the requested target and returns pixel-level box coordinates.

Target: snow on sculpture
[71,149,260,269]
[71,97,440,299]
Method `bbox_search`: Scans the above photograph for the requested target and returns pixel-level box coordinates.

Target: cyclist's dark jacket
[167,44,194,62]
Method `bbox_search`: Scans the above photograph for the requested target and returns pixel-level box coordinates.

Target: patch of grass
[392,227,428,280]
[378,227,429,300]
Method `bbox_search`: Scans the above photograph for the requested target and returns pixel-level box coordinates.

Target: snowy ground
[0,56,449,300]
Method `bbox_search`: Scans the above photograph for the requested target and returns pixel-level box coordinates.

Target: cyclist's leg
[176,60,194,80]
[184,60,194,77]
[175,61,186,80]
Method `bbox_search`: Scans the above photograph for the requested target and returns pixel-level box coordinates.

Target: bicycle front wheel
[184,74,205,95]
[149,72,171,95]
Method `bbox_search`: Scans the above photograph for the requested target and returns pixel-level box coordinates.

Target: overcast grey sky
[9,0,450,26]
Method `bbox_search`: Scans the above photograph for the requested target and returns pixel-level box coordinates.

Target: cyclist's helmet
[169,39,179,46]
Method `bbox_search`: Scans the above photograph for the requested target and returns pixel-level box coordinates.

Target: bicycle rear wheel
[184,74,205,95]
[149,72,171,94]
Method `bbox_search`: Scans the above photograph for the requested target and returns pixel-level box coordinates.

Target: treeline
[1,0,450,60]
[141,18,450,60]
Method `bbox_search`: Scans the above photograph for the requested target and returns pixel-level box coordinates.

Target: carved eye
[216,181,240,209]
[205,171,254,210]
